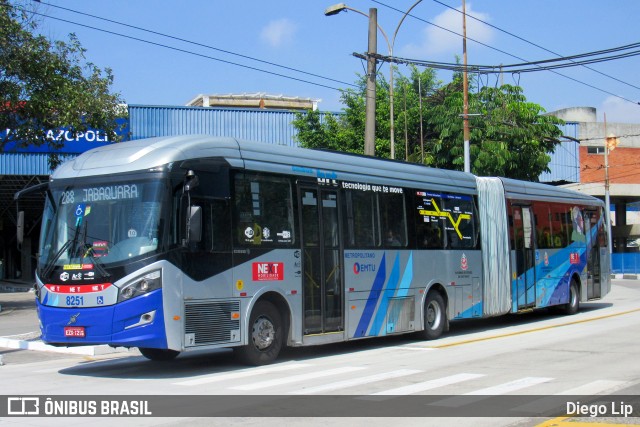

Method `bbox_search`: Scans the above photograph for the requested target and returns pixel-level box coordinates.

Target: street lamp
[326,1,424,160]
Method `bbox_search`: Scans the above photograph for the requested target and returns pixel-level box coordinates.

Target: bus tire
[139,347,180,361]
[235,301,283,366]
[563,279,580,315]
[419,291,446,340]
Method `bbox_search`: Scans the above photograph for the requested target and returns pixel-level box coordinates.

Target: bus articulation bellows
[18,135,610,365]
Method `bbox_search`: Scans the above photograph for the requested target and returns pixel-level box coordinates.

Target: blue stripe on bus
[369,253,401,336]
[396,252,413,298]
[512,242,589,310]
[354,253,387,338]
[385,252,414,331]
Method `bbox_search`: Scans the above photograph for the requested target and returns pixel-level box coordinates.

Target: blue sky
[28,0,640,123]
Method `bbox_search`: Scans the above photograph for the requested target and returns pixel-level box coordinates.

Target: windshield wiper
[41,215,89,280]
[85,251,111,280]
[41,225,80,280]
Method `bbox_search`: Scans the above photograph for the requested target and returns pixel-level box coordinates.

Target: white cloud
[600,96,640,123]
[398,3,494,58]
[260,18,297,48]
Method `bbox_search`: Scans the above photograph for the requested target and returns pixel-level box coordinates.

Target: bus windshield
[38,180,166,274]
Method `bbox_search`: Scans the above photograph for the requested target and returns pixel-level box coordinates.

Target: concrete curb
[0,336,131,356]
[613,273,640,280]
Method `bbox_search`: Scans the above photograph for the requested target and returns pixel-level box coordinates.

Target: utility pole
[462,0,471,173]
[604,113,618,254]
[364,8,377,156]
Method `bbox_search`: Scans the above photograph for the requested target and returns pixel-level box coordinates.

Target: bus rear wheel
[235,301,283,366]
[563,279,580,315]
[139,347,180,361]
[419,291,446,340]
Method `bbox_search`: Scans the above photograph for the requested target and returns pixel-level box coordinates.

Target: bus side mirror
[188,206,202,243]
[17,211,25,246]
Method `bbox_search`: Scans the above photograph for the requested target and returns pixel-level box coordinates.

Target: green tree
[1,0,125,166]
[428,78,564,180]
[293,67,564,181]
[292,66,440,160]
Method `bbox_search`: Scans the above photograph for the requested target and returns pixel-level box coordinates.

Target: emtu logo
[353,263,375,274]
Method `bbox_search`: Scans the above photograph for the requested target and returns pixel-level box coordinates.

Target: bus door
[298,185,343,335]
[513,205,536,309]
[584,210,601,299]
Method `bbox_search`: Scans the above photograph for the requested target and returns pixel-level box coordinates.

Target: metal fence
[611,253,640,274]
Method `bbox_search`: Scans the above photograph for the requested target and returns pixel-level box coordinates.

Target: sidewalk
[0,280,125,356]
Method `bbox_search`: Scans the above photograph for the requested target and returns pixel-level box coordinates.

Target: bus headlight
[118,270,162,302]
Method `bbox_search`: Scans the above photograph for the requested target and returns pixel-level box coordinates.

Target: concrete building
[551,107,640,253]
[186,92,320,111]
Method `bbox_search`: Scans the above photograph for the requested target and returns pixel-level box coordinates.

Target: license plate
[64,326,85,338]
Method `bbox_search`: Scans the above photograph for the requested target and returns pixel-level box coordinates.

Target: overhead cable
[370,0,640,106]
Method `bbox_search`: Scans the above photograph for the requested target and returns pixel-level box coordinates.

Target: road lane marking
[174,363,313,386]
[369,372,485,396]
[431,376,554,408]
[230,366,366,391]
[289,369,422,394]
[432,307,640,349]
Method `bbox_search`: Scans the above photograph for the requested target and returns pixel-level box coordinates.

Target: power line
[12,2,356,92]
[376,44,640,74]
[372,43,640,74]
[19,8,347,93]
[429,0,640,92]
[32,0,357,90]
[579,133,640,142]
[370,0,640,106]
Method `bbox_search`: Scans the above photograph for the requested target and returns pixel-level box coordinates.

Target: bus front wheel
[419,291,446,340]
[235,301,283,365]
[139,347,180,361]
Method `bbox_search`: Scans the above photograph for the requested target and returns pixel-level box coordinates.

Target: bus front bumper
[36,289,168,349]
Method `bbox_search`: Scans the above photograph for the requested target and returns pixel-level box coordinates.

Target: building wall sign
[1,118,129,154]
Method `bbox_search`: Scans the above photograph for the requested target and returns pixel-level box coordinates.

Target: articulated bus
[18,135,610,365]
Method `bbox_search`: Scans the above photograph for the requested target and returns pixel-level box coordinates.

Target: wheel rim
[426,301,441,330]
[251,316,275,350]
[570,285,578,307]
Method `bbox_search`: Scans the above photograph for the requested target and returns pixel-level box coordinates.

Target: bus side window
[442,194,477,249]
[597,207,607,247]
[415,191,445,250]
[211,200,231,252]
[550,204,571,248]
[187,198,231,253]
[234,173,295,247]
[344,190,378,248]
[379,191,407,248]
[533,203,552,249]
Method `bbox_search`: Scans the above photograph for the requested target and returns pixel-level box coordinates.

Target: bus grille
[184,300,241,346]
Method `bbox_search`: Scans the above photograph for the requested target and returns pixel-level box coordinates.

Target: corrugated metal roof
[128,105,323,147]
[539,122,581,183]
[0,153,74,175]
